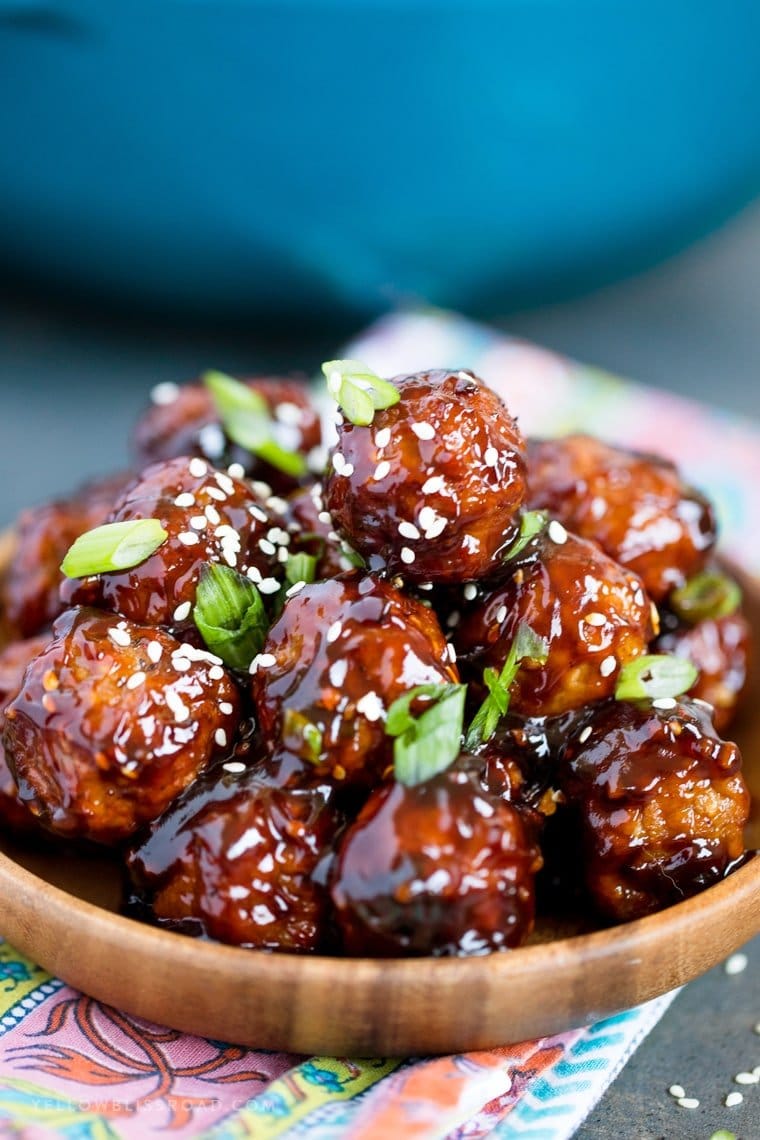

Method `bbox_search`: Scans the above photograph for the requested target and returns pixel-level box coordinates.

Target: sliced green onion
[670,570,742,625]
[321,359,400,426]
[614,654,698,702]
[283,708,324,764]
[503,510,547,562]
[385,683,467,787]
[60,519,168,578]
[284,551,318,588]
[203,370,307,477]
[193,562,269,670]
[465,622,548,749]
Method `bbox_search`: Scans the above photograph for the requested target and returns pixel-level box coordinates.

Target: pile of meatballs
[0,365,753,957]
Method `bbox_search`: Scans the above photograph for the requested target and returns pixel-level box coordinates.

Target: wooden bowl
[0,545,757,1056]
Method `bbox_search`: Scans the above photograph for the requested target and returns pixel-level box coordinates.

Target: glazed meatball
[3,608,241,843]
[0,633,51,835]
[454,527,654,717]
[251,573,459,788]
[560,697,750,921]
[655,610,751,733]
[1,472,132,639]
[127,754,339,952]
[330,759,541,956]
[527,435,716,602]
[133,376,321,492]
[324,369,527,583]
[283,481,352,580]
[62,457,279,636]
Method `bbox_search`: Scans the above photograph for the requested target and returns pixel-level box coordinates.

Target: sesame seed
[172,656,191,672]
[653,697,677,710]
[267,527,290,545]
[484,446,499,467]
[258,653,276,668]
[447,643,457,663]
[676,1097,699,1109]
[374,460,391,481]
[447,610,460,628]
[258,577,280,594]
[126,671,146,690]
[326,621,342,643]
[400,547,415,564]
[356,691,384,722]
[548,520,568,544]
[668,1085,686,1099]
[206,486,227,502]
[227,463,246,479]
[318,510,332,525]
[496,604,508,624]
[398,521,421,540]
[463,583,478,601]
[332,452,346,474]
[215,728,228,747]
[418,505,447,538]
[285,581,306,597]
[215,471,236,495]
[144,640,162,663]
[329,660,348,687]
[418,582,433,591]
[267,496,288,515]
[198,423,225,458]
[151,380,180,405]
[178,531,200,546]
[205,504,222,525]
[223,761,247,774]
[725,953,748,975]
[600,655,616,677]
[190,515,207,530]
[735,1071,758,1084]
[251,481,273,500]
[165,690,190,722]
[275,401,304,426]
[411,421,435,441]
[375,427,391,448]
[277,547,289,563]
[173,601,192,622]
[189,458,208,478]
[258,538,276,556]
[725,1092,743,1107]
[341,463,354,477]
[422,475,445,494]
[174,492,196,508]
[585,612,606,626]
[209,665,225,680]
[249,505,268,524]
[108,627,131,647]
[246,566,262,583]
[754,1022,760,1035]
[219,701,234,715]
[579,725,593,744]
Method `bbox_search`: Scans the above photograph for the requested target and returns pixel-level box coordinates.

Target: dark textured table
[1,202,759,1138]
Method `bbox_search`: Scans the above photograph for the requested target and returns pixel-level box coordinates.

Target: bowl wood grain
[0,545,758,1055]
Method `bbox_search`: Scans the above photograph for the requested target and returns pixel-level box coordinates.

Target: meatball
[454,527,654,717]
[1,472,132,639]
[133,376,322,492]
[251,573,459,788]
[3,608,241,843]
[62,457,279,636]
[330,759,541,956]
[324,369,527,583]
[283,482,352,580]
[127,754,339,952]
[527,434,716,602]
[654,609,751,733]
[0,633,51,835]
[560,697,749,921]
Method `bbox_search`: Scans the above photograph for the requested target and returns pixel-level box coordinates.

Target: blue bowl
[2,0,760,322]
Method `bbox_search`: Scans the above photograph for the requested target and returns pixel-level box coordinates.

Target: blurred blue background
[1,0,760,321]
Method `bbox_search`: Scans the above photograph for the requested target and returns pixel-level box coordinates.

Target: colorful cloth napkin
[2,308,759,1140]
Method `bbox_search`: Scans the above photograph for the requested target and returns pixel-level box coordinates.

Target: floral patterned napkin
[2,308,758,1140]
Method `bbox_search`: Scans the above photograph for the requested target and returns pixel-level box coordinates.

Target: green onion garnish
[284,551,318,589]
[503,510,547,563]
[385,683,467,787]
[203,370,307,478]
[321,359,400,426]
[60,519,168,578]
[614,654,698,702]
[465,622,548,749]
[670,570,742,625]
[193,562,269,670]
[283,708,324,764]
